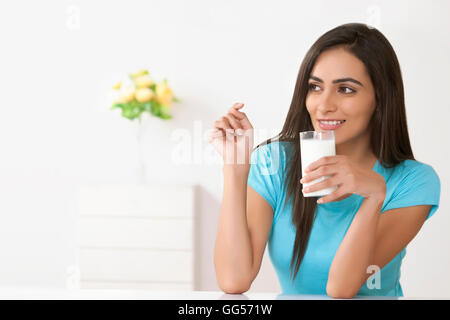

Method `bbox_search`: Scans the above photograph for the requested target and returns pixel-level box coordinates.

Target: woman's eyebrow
[309,75,364,87]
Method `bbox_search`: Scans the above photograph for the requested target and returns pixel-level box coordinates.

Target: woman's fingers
[214,111,246,136]
[208,128,225,142]
[214,117,232,131]
[229,103,253,130]
[209,102,254,166]
[317,187,349,204]
[304,155,341,173]
[223,113,243,130]
[300,164,337,184]
[230,102,244,110]
[212,118,237,144]
[210,102,253,143]
[302,175,338,194]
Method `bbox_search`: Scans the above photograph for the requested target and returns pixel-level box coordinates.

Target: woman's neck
[336,131,377,170]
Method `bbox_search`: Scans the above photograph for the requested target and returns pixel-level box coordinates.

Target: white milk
[300,139,337,197]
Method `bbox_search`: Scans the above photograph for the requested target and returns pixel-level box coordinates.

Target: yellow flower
[156,81,173,107]
[112,81,122,90]
[134,74,154,88]
[135,87,154,103]
[117,87,135,103]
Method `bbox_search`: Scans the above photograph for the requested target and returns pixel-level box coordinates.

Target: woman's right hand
[208,102,254,170]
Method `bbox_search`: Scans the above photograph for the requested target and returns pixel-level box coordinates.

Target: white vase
[136,116,147,184]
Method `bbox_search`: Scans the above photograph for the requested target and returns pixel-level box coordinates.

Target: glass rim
[299,130,335,140]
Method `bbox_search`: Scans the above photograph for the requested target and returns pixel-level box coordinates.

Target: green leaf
[172,97,180,103]
[150,101,159,115]
[159,113,172,119]
[121,103,142,120]
[111,103,123,109]
[160,105,171,113]
[129,69,149,79]
[159,105,172,119]
[142,101,152,111]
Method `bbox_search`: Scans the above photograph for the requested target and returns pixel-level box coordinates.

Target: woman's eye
[308,83,321,92]
[338,86,356,94]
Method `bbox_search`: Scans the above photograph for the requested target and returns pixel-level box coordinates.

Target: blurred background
[0,0,449,298]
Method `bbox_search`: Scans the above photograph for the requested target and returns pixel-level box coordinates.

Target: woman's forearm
[214,165,253,292]
[326,197,383,298]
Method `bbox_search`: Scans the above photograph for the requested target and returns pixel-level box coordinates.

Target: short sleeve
[247,143,284,212]
[382,163,441,220]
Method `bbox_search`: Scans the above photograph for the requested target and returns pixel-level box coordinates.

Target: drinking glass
[300,131,337,197]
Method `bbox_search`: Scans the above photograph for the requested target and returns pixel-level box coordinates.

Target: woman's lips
[318,120,346,130]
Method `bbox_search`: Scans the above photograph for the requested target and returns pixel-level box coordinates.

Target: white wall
[0,0,449,297]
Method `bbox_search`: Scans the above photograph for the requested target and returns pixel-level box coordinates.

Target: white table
[0,287,425,300]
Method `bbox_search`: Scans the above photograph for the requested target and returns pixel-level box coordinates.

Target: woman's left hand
[300,155,386,204]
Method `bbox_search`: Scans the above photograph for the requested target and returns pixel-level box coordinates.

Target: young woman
[209,23,440,298]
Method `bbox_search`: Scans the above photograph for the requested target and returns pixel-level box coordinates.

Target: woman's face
[305,46,376,146]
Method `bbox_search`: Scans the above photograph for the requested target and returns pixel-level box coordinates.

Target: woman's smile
[318,119,346,130]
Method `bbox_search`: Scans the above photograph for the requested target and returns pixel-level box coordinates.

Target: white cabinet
[78,184,196,291]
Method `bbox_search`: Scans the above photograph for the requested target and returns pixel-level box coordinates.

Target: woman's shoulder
[380,159,440,190]
[379,159,441,214]
[391,159,438,178]
[250,140,293,175]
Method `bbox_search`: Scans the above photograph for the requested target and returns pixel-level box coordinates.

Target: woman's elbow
[326,282,357,299]
[218,279,251,294]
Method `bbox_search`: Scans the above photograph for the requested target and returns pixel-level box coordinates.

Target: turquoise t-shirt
[247,141,441,297]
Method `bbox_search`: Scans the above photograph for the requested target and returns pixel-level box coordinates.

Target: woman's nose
[317,91,338,113]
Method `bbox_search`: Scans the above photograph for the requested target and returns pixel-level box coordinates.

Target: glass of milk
[300,131,337,197]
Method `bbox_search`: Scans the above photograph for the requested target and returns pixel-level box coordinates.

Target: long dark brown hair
[254,23,414,282]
